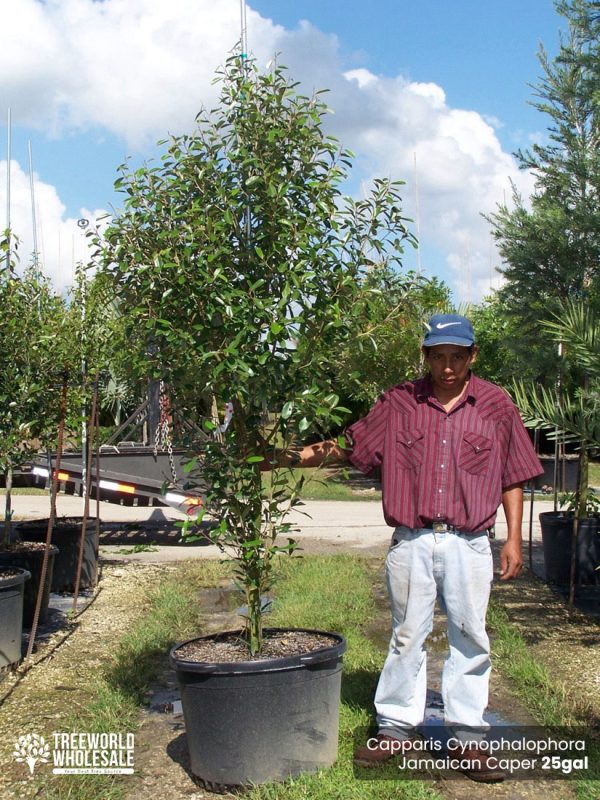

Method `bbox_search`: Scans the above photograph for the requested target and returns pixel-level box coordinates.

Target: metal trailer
[27,446,206,516]
[18,384,210,516]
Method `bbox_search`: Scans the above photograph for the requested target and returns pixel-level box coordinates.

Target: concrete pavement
[6,492,556,563]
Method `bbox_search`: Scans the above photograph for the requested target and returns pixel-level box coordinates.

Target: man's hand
[499,539,523,581]
[500,483,525,581]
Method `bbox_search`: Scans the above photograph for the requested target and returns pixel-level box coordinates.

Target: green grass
[0,487,47,495]
[245,556,443,800]
[488,599,600,798]
[588,461,600,488]
[37,555,600,799]
[262,467,382,502]
[35,560,228,800]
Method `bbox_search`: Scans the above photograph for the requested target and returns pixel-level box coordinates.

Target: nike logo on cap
[436,322,462,329]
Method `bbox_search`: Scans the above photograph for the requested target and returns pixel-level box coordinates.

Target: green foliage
[305,266,449,421]
[99,56,415,654]
[67,268,141,428]
[512,299,600,518]
[469,293,545,385]
[488,0,600,380]
[0,236,81,544]
[0,236,75,475]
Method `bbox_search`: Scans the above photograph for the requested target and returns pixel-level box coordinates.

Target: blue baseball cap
[422,313,475,348]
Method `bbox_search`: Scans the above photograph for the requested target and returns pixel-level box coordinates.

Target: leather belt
[427,521,495,539]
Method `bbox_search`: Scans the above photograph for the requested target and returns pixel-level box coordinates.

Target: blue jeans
[375,526,493,742]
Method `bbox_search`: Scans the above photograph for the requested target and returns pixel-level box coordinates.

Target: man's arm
[262,439,351,470]
[499,482,524,581]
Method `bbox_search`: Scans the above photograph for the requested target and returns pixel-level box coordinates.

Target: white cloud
[0,0,536,300]
[0,160,99,291]
[0,0,281,148]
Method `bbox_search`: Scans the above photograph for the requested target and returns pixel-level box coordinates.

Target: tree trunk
[4,466,13,547]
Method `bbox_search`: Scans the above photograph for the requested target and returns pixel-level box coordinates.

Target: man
[276,313,543,783]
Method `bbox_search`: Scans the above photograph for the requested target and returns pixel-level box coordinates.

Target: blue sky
[1,0,564,298]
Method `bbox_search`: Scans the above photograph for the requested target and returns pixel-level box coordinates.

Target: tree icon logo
[13,733,51,775]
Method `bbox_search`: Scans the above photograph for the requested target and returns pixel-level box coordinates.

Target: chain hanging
[153,380,178,483]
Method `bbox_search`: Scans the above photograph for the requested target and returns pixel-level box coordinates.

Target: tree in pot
[0,238,75,624]
[98,55,417,788]
[512,300,600,601]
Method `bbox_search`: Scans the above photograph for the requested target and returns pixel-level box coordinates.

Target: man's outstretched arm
[262,438,351,470]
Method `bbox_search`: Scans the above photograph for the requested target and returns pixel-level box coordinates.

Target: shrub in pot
[99,54,417,789]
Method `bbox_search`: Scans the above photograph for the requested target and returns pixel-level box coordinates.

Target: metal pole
[77,261,88,503]
[240,0,248,60]
[25,373,69,663]
[72,373,99,614]
[528,428,539,572]
[28,140,39,270]
[413,151,421,276]
[6,108,11,273]
[240,0,251,243]
[553,342,563,511]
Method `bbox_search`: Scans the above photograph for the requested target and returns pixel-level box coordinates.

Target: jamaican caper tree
[99,57,415,654]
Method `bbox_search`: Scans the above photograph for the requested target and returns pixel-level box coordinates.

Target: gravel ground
[0,543,597,799]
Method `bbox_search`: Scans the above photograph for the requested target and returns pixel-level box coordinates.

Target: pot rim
[0,542,60,555]
[0,566,31,588]
[539,510,600,523]
[170,627,346,675]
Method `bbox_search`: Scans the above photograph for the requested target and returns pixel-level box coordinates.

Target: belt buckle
[432,522,449,533]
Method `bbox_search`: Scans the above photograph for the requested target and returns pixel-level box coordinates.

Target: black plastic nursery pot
[0,544,58,627]
[169,628,346,790]
[16,518,99,593]
[539,511,600,586]
[0,567,30,668]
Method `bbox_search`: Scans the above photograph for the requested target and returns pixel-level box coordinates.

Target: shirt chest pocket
[396,430,425,470]
[459,431,493,475]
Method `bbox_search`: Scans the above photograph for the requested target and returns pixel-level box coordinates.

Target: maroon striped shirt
[346,373,543,533]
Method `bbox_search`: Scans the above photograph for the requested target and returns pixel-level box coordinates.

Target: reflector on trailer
[99,479,136,495]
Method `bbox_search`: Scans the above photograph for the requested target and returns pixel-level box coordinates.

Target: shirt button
[438,489,443,493]
[442,439,447,444]
[440,464,444,469]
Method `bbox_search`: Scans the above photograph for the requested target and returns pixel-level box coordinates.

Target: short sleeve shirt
[346,373,543,532]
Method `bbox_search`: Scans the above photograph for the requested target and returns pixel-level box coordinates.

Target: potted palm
[512,300,600,598]
[99,55,416,790]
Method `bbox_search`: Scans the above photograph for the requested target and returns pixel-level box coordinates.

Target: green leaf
[281,401,294,419]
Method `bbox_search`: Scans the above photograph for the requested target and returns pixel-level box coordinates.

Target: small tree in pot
[99,55,416,653]
[512,300,600,599]
[0,236,76,626]
[98,56,416,787]
[0,241,72,545]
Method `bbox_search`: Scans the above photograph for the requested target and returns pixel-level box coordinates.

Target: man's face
[423,344,477,394]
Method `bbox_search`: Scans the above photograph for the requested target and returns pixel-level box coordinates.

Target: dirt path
[0,552,597,800]
[0,562,179,799]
